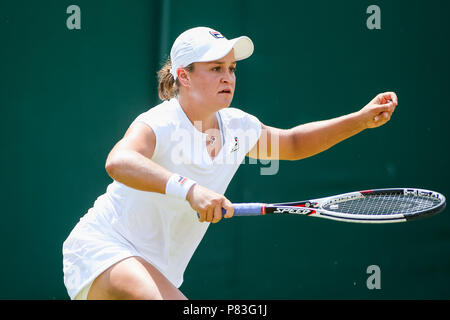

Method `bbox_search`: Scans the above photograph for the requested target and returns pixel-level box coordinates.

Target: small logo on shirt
[209,30,224,39]
[230,137,239,152]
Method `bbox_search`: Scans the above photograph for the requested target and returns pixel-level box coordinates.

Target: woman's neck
[177,95,218,133]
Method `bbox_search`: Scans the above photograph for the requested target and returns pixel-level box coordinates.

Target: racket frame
[239,188,446,223]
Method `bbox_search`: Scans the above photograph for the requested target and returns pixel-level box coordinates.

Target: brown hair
[157,58,194,100]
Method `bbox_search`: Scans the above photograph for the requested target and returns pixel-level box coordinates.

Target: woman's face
[181,49,237,110]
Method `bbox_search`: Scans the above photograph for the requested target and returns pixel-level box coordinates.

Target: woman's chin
[216,94,234,108]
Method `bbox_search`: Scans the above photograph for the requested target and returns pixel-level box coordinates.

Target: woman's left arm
[247,92,398,161]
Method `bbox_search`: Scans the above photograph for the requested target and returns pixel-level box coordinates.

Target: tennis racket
[222,188,446,223]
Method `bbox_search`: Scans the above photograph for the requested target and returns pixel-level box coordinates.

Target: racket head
[270,188,446,223]
[315,188,446,223]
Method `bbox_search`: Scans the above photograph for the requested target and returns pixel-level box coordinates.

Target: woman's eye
[211,65,236,73]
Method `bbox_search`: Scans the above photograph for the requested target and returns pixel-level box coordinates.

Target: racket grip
[222,203,265,216]
[196,203,265,219]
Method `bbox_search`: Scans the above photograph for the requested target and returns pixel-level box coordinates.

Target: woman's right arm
[105,122,172,194]
[105,122,234,222]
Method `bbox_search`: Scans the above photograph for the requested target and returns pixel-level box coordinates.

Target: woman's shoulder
[134,99,180,127]
[220,106,255,120]
[220,106,260,126]
[138,99,178,118]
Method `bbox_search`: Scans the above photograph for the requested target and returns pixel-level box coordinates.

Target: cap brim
[196,36,254,63]
[231,36,254,61]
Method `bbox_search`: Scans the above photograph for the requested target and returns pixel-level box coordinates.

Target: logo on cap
[209,30,224,39]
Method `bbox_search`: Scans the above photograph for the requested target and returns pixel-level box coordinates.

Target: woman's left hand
[358,92,398,129]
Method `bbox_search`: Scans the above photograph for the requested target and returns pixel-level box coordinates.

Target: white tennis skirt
[62,207,143,300]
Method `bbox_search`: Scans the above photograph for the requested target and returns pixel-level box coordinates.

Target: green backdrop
[1,0,449,299]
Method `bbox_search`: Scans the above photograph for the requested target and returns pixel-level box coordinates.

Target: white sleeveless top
[62,98,261,299]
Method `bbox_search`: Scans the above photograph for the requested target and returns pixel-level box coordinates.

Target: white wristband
[165,173,197,200]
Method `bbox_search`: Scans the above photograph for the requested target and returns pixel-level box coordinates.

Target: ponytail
[157,58,195,101]
[157,58,176,101]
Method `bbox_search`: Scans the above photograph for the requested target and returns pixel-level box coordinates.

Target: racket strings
[324,193,441,215]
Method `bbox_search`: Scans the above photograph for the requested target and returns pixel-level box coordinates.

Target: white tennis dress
[62,98,261,299]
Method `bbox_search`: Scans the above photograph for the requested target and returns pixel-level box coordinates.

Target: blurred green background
[1,0,449,299]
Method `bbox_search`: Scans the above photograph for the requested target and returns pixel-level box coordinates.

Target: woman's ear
[177,68,190,88]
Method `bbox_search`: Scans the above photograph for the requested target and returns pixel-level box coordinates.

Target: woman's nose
[221,71,234,83]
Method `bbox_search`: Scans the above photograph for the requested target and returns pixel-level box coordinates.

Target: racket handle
[196,203,265,219]
[222,203,265,216]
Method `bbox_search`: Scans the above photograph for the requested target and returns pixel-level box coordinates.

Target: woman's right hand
[186,184,234,223]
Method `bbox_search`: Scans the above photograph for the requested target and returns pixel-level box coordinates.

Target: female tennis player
[62,26,398,300]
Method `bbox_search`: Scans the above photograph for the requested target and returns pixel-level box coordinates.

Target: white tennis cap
[170,27,254,80]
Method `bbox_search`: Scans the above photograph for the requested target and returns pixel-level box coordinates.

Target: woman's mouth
[218,89,232,94]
